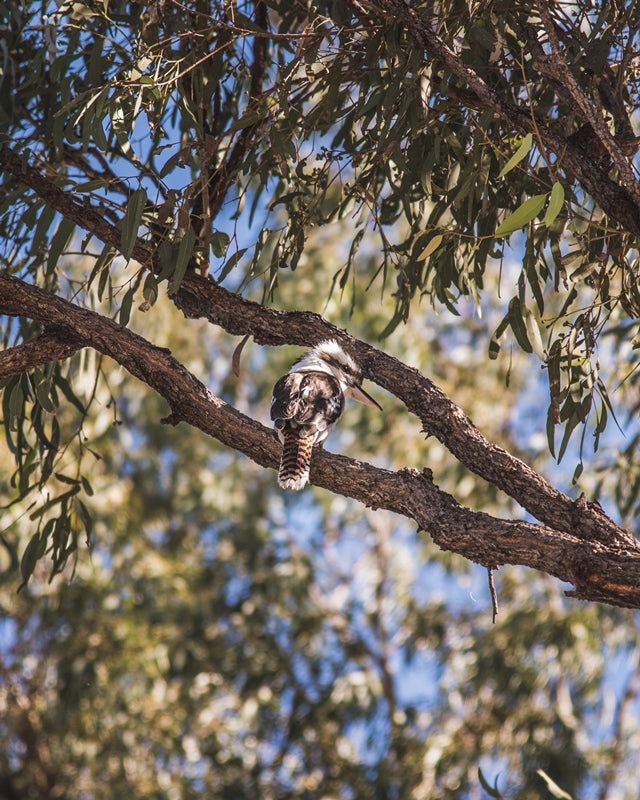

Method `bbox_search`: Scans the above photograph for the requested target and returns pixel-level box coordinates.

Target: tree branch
[0,144,635,551]
[0,327,83,380]
[206,0,269,222]
[535,0,640,205]
[173,272,637,551]
[1,272,640,608]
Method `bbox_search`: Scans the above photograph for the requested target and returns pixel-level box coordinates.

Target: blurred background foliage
[1,0,640,797]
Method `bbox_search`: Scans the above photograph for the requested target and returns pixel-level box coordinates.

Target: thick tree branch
[0,144,635,551]
[0,327,82,380]
[1,272,640,608]
[173,273,637,551]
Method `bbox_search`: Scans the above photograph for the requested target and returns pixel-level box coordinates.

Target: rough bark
[1,272,639,609]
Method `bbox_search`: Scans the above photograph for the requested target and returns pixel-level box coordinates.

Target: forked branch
[1,272,639,608]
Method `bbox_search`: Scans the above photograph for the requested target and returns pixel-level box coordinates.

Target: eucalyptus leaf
[544,181,565,226]
[120,188,147,261]
[498,132,533,178]
[495,193,547,237]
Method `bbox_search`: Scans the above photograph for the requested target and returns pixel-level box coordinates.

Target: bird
[270,339,381,491]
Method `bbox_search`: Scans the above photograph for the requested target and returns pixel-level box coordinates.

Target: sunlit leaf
[544,181,565,226]
[495,194,547,237]
[417,233,443,261]
[498,132,533,178]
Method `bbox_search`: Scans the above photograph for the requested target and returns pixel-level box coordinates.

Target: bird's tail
[278,431,314,491]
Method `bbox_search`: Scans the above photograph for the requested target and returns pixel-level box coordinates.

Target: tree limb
[173,272,637,551]
[1,272,639,608]
[0,144,635,550]
[0,327,83,380]
[535,0,640,205]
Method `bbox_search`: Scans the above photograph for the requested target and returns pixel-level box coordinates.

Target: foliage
[2,0,640,796]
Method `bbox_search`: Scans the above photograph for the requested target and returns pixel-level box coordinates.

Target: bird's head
[292,339,382,409]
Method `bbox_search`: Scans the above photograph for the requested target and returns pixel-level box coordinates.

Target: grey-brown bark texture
[1,265,639,609]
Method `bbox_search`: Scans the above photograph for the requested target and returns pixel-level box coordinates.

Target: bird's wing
[270,373,303,423]
[271,372,344,437]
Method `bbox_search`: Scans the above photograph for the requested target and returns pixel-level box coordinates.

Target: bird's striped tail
[278,431,314,491]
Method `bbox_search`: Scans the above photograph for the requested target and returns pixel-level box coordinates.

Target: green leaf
[211,230,230,258]
[572,461,583,483]
[88,243,115,294]
[77,499,94,542]
[489,311,510,360]
[119,287,134,326]
[227,107,266,133]
[544,181,565,226]
[557,408,580,463]
[378,308,405,339]
[142,272,158,309]
[47,217,76,274]
[31,204,56,256]
[569,261,600,283]
[495,193,547,237]
[547,339,562,424]
[56,374,86,415]
[33,370,56,412]
[508,297,532,352]
[160,146,192,179]
[525,310,544,358]
[20,531,43,586]
[218,247,248,283]
[41,417,60,485]
[498,133,533,178]
[546,405,556,458]
[8,378,24,419]
[417,233,443,261]
[55,472,80,486]
[121,188,146,260]
[168,226,195,295]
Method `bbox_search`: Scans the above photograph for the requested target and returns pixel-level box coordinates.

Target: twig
[488,568,499,624]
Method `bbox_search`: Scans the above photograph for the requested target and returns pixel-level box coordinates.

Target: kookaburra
[270,339,381,491]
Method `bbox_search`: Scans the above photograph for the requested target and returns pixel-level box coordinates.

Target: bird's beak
[347,384,382,410]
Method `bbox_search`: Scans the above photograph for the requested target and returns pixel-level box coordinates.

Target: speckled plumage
[271,340,380,490]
